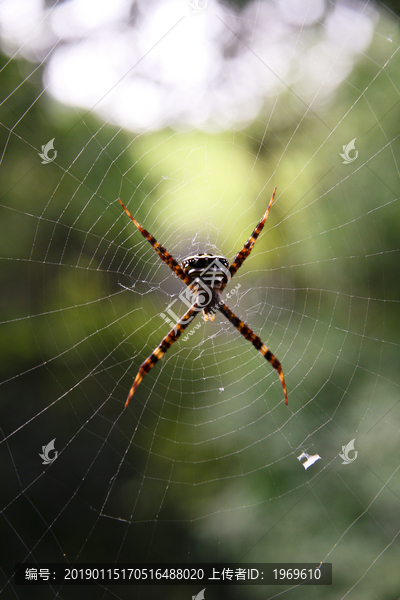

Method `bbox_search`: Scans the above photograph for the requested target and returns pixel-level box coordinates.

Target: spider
[118,186,288,408]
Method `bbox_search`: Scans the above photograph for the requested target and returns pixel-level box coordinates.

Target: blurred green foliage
[1,17,400,598]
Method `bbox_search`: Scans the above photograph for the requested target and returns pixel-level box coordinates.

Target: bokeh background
[1,1,400,599]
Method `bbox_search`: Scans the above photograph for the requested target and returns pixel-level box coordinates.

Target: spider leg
[118,199,192,286]
[221,187,277,291]
[218,301,288,405]
[124,302,201,407]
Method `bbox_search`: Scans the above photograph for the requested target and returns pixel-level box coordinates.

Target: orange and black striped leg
[118,199,192,286]
[124,303,202,408]
[218,301,288,405]
[221,187,277,291]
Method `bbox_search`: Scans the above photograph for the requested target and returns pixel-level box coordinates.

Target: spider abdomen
[181,253,229,322]
[181,253,229,284]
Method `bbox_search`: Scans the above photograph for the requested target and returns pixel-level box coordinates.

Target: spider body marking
[181,253,228,322]
[118,187,288,408]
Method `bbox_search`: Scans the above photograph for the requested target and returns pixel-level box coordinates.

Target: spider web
[1,1,400,599]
